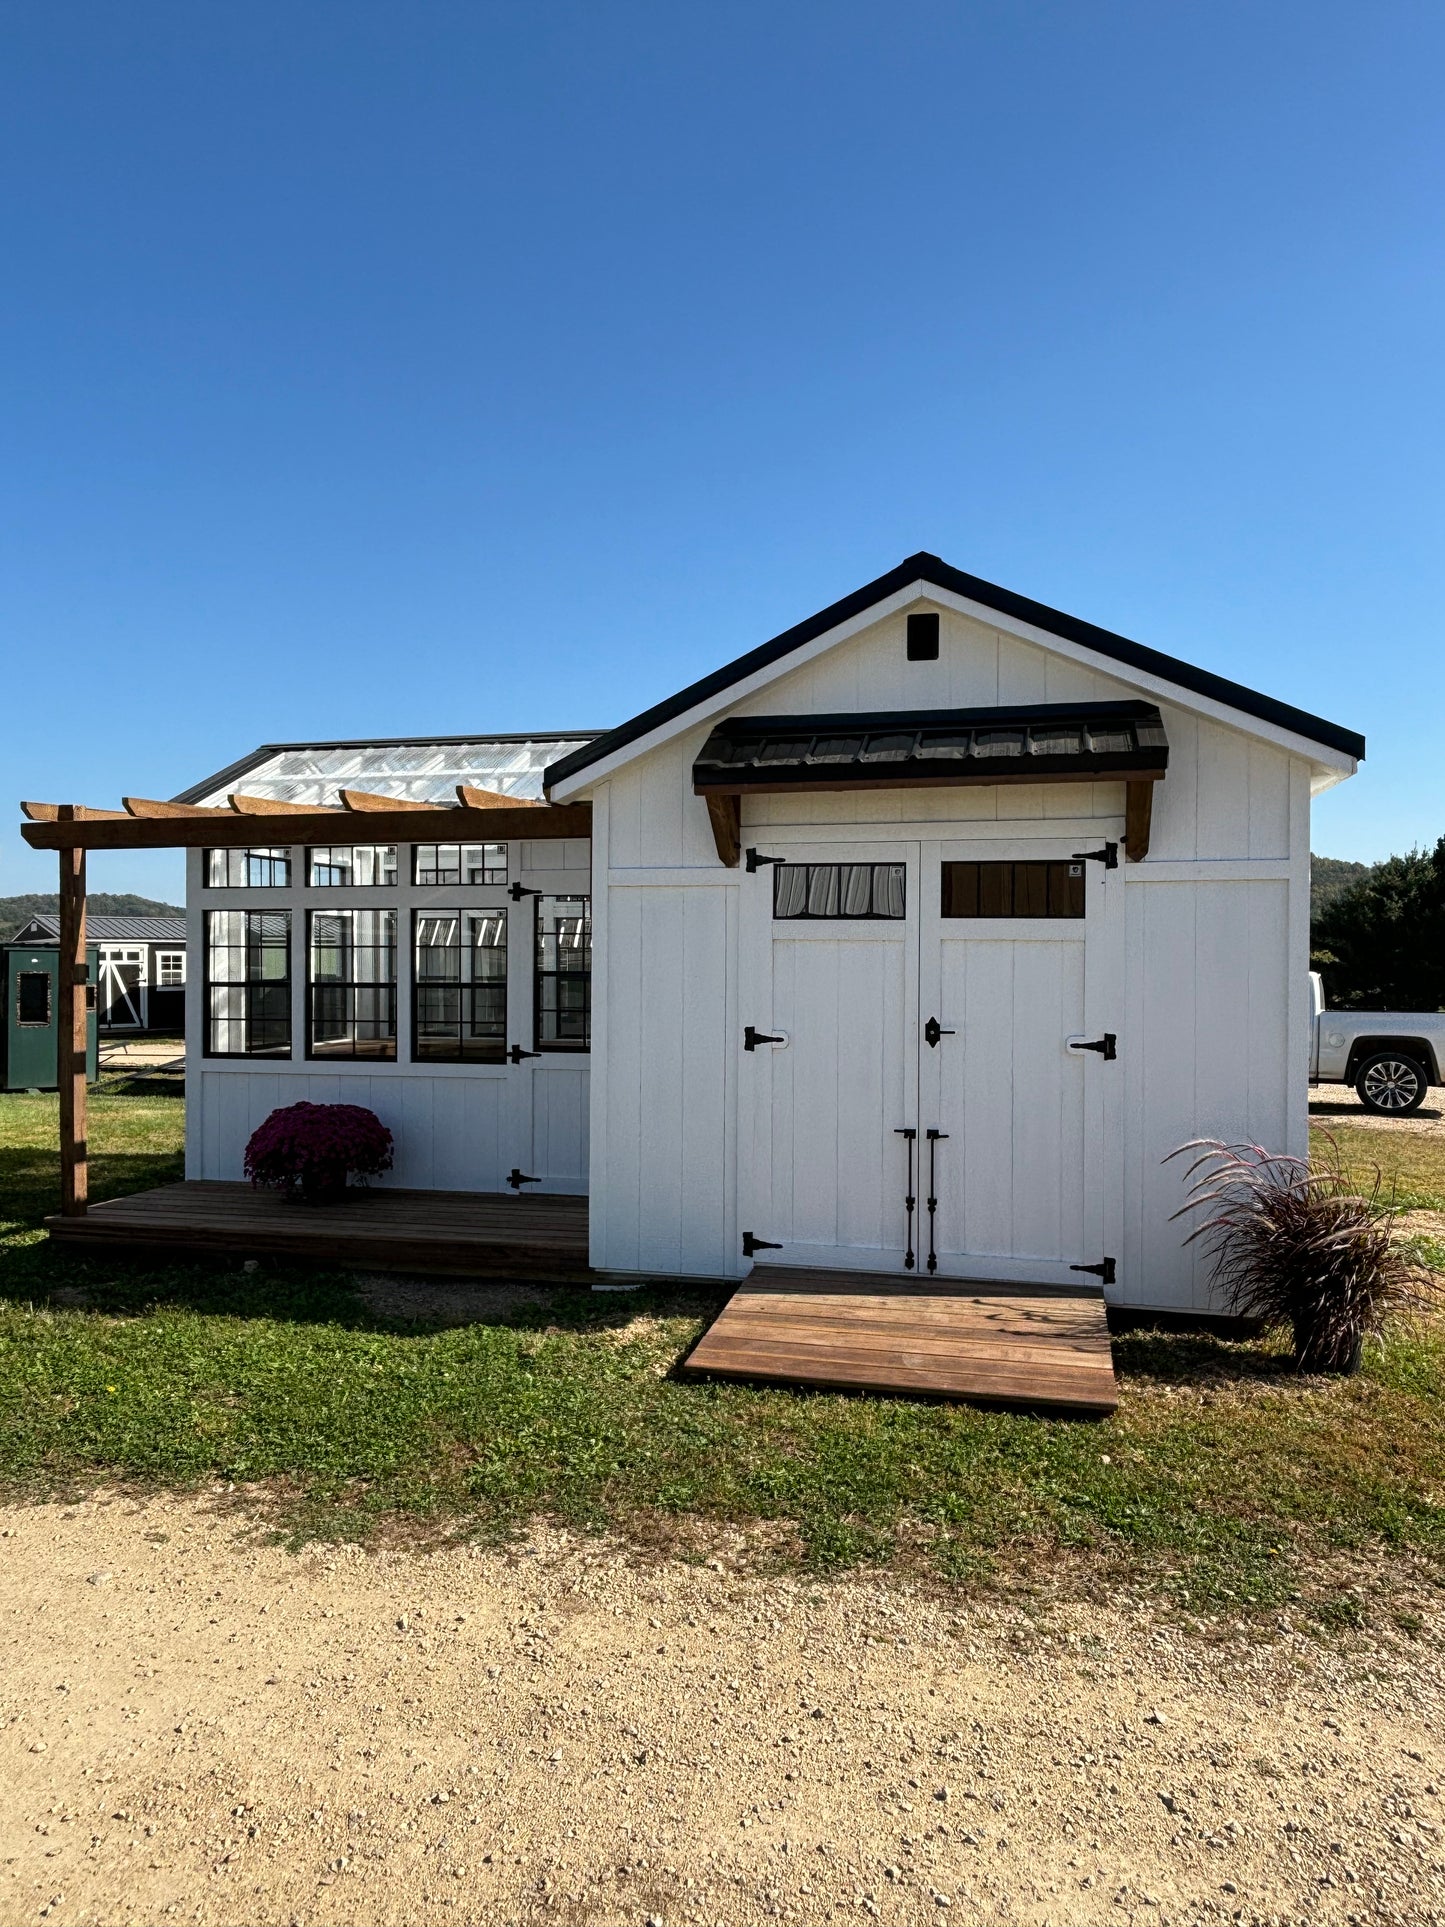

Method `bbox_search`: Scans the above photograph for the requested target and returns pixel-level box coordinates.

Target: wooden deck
[683,1266,1118,1413]
[45,1181,592,1279]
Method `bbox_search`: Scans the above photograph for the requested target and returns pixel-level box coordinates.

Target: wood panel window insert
[941,860,1085,919]
[205,910,291,1056]
[307,909,397,1060]
[412,910,507,1062]
[205,848,291,887]
[773,863,906,920]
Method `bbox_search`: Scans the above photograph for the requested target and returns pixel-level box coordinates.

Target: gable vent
[906,612,940,661]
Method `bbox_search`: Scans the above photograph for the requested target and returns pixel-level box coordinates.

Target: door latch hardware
[1068,1033,1117,1061]
[507,1168,541,1191]
[1070,1257,1117,1285]
[924,1128,949,1273]
[1070,841,1118,869]
[508,881,540,900]
[508,1044,541,1064]
[923,1016,956,1049]
[743,1024,785,1052]
[744,849,785,873]
[742,1232,782,1257]
[895,1128,917,1270]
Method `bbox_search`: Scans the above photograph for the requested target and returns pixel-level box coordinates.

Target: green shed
[2,942,100,1091]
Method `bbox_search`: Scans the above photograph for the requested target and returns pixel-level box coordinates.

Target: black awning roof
[692,701,1169,792]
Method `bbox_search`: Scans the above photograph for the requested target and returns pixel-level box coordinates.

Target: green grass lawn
[0,1087,1442,1621]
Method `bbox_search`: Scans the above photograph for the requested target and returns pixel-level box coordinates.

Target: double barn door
[741,836,1123,1286]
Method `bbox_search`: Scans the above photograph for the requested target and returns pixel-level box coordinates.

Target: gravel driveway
[2,1495,1443,1926]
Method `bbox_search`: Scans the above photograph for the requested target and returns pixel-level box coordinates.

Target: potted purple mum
[244,1101,394,1205]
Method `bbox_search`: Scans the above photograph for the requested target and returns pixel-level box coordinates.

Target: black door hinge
[744,1024,785,1051]
[1070,841,1118,869]
[507,1168,541,1191]
[509,881,540,900]
[923,1016,956,1049]
[742,1232,782,1257]
[744,849,785,872]
[508,1044,541,1064]
[1070,1256,1116,1285]
[1068,1033,1117,1061]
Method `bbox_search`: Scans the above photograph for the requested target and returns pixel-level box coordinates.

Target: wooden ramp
[683,1266,1117,1413]
[45,1181,591,1280]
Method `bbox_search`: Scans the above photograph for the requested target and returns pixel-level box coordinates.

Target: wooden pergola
[19,787,591,1220]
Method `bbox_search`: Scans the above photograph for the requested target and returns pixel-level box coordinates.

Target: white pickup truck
[1309,971,1445,1114]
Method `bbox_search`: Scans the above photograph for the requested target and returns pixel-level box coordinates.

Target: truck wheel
[1354,1052,1428,1115]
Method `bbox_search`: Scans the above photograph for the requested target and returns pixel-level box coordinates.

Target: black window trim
[203,907,293,1058]
[305,906,399,1063]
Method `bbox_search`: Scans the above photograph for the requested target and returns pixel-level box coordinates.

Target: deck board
[683,1265,1117,1412]
[45,1180,591,1278]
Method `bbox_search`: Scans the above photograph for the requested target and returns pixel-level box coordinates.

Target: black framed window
[773,863,906,920]
[206,910,291,1056]
[535,896,591,1051]
[308,844,397,887]
[308,909,397,1060]
[412,842,507,886]
[412,910,507,1062]
[941,860,1085,919]
[205,848,291,888]
[17,972,51,1026]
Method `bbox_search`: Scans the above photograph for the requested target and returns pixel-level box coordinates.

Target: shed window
[412,843,507,887]
[309,845,398,887]
[773,863,906,921]
[941,861,1085,919]
[205,911,291,1056]
[206,848,292,888]
[535,897,591,1051]
[412,910,507,1062]
[155,951,186,987]
[308,909,397,1060]
[17,972,51,1027]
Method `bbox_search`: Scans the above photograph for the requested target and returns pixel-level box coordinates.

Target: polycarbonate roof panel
[189,738,595,809]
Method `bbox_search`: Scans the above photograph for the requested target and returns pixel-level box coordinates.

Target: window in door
[772,862,906,920]
[17,972,51,1026]
[534,896,591,1050]
[940,860,1085,919]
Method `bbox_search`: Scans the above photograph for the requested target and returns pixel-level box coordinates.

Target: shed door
[98,949,146,1029]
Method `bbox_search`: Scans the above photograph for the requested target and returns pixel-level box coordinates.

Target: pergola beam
[20,802,592,851]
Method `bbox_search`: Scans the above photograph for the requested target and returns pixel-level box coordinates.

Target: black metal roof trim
[545,553,1365,789]
[693,703,1169,792]
[174,732,605,806]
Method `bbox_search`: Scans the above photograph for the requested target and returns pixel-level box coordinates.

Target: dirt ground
[2,1497,1443,1927]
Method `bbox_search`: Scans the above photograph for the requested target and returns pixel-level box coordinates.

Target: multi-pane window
[155,951,186,986]
[773,863,906,920]
[941,860,1085,919]
[412,910,508,1061]
[535,896,591,1051]
[206,848,291,887]
[412,843,507,886]
[205,911,291,1056]
[308,844,398,887]
[308,910,397,1060]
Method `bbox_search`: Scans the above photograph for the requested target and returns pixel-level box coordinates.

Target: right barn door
[917,839,1120,1287]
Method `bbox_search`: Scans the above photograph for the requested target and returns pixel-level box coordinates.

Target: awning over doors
[692,701,1167,866]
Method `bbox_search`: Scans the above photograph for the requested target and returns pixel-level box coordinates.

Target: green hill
[0,893,184,944]
[1310,855,1373,921]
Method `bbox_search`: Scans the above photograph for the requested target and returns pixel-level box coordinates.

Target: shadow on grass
[0,1144,186,1230]
[1111,1324,1296,1387]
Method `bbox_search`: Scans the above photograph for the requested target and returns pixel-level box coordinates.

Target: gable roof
[15,913,188,945]
[544,552,1365,792]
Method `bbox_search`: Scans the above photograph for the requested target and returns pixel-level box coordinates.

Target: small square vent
[906,612,939,661]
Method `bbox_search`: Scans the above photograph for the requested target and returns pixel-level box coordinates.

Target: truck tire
[1354,1051,1428,1116]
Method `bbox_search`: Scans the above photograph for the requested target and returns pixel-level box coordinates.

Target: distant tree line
[0,892,183,944]
[1311,840,1445,1011]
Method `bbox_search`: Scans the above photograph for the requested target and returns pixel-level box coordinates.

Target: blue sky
[3,0,1441,902]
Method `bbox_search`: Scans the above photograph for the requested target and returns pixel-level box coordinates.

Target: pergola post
[56,812,88,1215]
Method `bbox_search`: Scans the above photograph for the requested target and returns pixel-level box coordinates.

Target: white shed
[546,553,1361,1313]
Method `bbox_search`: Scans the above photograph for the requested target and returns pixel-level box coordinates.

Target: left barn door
[741,842,919,1272]
[98,948,146,1030]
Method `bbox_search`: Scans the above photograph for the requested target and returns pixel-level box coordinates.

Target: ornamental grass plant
[1167,1134,1430,1372]
[243,1101,393,1204]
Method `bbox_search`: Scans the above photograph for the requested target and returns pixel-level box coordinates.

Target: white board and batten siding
[183,841,591,1196]
[586,601,1317,1312]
